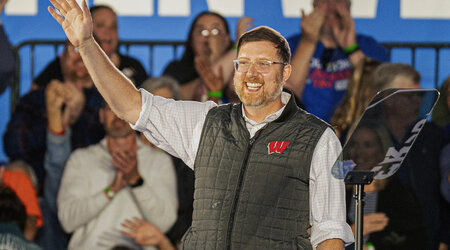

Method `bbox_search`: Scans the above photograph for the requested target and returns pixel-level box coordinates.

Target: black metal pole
[354,184,365,250]
[345,171,373,250]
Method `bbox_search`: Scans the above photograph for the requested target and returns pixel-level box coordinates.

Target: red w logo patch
[267,141,290,154]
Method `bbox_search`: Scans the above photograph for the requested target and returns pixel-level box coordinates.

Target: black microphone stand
[344,170,374,250]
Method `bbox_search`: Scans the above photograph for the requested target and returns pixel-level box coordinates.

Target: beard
[234,72,284,108]
[106,118,134,138]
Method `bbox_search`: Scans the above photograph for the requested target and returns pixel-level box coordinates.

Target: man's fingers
[112,158,127,170]
[237,17,254,31]
[133,217,145,225]
[336,4,351,25]
[82,0,90,20]
[112,151,130,170]
[301,9,306,19]
[114,150,129,163]
[49,0,65,15]
[56,0,71,14]
[67,0,80,10]
[115,170,124,181]
[366,213,389,224]
[120,230,134,238]
[122,219,138,229]
[316,8,325,20]
[48,6,65,25]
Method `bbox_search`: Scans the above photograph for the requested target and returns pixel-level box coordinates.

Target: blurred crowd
[0,0,449,249]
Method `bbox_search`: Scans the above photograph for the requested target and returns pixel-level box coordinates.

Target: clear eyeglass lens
[235,60,272,73]
[200,29,210,37]
[200,28,221,37]
[210,28,220,36]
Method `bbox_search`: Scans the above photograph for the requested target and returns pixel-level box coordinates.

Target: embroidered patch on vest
[267,141,290,154]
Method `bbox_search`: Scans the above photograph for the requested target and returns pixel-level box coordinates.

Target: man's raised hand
[48,0,92,48]
[236,17,254,42]
[332,3,356,49]
[300,7,325,44]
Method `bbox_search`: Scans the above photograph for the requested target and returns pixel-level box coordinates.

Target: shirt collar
[242,92,291,125]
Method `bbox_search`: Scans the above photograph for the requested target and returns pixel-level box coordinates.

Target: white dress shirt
[131,90,354,248]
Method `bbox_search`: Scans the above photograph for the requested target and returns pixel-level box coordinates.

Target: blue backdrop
[0,0,449,161]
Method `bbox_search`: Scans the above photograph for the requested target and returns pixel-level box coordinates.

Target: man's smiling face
[233,41,287,108]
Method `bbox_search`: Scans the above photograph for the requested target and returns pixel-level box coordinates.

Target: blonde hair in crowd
[330,58,381,138]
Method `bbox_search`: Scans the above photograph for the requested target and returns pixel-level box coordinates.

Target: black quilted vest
[181,95,328,250]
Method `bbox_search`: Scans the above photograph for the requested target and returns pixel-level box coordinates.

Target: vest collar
[274,89,299,123]
[238,89,299,124]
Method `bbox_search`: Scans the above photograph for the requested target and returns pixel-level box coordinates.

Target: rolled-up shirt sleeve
[130,89,217,169]
[309,128,354,248]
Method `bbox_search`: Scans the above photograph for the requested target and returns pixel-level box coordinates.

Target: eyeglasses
[195,28,222,37]
[233,59,286,73]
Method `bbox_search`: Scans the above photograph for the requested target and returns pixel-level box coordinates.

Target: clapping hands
[46,80,86,130]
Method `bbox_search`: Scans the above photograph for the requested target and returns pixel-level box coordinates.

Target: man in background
[286,0,388,122]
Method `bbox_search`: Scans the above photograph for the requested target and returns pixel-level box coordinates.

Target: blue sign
[0,0,449,161]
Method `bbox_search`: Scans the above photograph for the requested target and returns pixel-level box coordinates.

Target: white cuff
[129,89,153,132]
[310,219,354,248]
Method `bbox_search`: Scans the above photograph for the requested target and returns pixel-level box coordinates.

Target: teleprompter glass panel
[331,88,439,180]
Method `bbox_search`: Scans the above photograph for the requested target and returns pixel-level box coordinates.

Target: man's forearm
[44,129,71,213]
[348,50,365,67]
[286,38,316,99]
[212,48,235,84]
[317,238,344,250]
[78,37,141,124]
[180,79,199,100]
[158,236,176,250]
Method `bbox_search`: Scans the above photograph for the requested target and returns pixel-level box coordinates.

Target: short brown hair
[237,26,291,64]
[372,63,421,90]
[313,0,351,9]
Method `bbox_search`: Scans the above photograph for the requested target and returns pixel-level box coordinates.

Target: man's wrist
[130,177,144,188]
[104,186,115,200]
[77,36,97,53]
[48,115,65,135]
[343,43,361,56]
[298,36,317,53]
[48,126,65,135]
[300,33,319,45]
[159,235,175,250]
[208,90,223,98]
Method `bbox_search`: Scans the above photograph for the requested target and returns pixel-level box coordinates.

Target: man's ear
[283,64,292,82]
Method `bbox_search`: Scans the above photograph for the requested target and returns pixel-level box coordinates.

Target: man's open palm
[48,0,92,48]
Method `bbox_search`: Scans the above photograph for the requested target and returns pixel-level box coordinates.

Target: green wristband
[232,45,237,51]
[343,43,359,53]
[208,90,223,98]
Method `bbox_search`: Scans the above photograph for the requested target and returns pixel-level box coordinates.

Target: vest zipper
[225,137,256,250]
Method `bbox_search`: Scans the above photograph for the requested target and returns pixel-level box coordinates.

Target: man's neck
[243,97,284,123]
